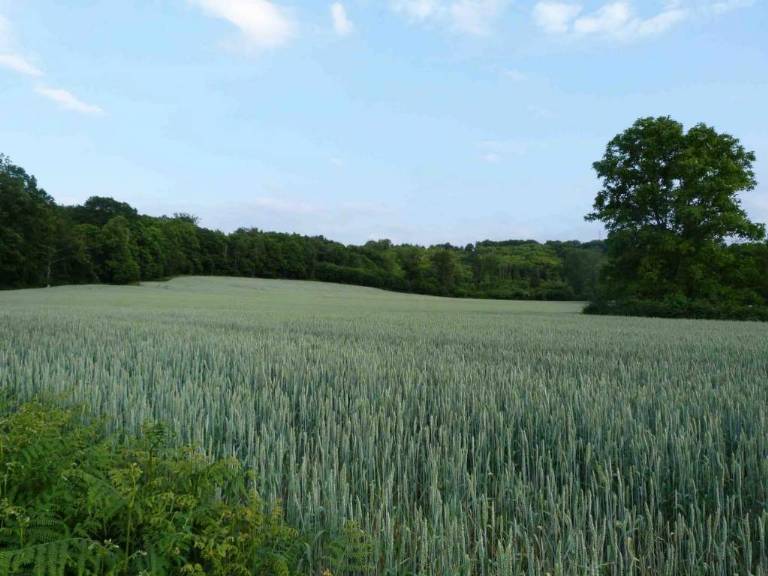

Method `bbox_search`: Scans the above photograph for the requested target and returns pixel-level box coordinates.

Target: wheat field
[1,277,767,575]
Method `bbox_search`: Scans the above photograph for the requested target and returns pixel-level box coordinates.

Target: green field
[2,277,767,575]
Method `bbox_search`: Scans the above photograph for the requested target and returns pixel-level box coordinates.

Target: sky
[1,0,766,245]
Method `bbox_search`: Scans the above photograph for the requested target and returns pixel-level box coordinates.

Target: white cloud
[35,87,104,116]
[572,2,631,34]
[390,0,507,35]
[0,52,42,76]
[630,7,687,37]
[330,2,353,36]
[709,0,755,14]
[449,0,506,35]
[533,2,582,34]
[193,0,296,50]
[0,14,42,77]
[574,2,687,39]
[391,0,442,20]
[533,1,688,41]
[1,13,103,115]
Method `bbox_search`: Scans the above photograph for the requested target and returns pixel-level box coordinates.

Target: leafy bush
[0,399,369,575]
[584,297,768,321]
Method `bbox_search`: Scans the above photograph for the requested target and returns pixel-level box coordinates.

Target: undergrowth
[0,397,371,576]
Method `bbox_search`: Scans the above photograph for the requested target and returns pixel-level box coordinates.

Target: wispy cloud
[0,53,42,76]
[2,12,103,116]
[532,0,753,41]
[192,0,296,50]
[0,14,43,77]
[36,87,104,116]
[708,0,755,14]
[330,2,354,36]
[391,0,442,20]
[572,2,686,39]
[391,0,507,36]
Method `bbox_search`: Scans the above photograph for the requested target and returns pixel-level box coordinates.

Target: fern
[0,537,101,576]
[0,397,361,575]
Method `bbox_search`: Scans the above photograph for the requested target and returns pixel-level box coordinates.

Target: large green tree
[586,117,765,303]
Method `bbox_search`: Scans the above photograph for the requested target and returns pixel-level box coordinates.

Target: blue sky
[1,0,766,245]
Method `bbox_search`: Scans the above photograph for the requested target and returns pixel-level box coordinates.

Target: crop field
[1,276,768,575]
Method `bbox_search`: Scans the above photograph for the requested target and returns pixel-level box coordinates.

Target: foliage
[0,397,369,575]
[1,154,606,299]
[583,296,768,321]
[586,117,767,318]
[2,277,768,575]
[0,154,57,288]
[98,217,140,285]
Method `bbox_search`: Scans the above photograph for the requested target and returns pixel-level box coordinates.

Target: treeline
[1,154,606,299]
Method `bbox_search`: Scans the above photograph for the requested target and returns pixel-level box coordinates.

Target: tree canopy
[3,144,766,316]
[586,117,768,319]
[1,154,606,300]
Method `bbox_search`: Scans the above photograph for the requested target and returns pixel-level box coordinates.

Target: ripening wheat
[1,277,767,575]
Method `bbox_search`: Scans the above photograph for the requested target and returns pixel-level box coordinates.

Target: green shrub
[0,399,351,576]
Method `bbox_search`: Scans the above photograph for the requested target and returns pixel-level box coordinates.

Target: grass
[2,276,767,575]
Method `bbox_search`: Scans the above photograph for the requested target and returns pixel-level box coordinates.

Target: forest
[0,154,606,300]
[3,138,768,315]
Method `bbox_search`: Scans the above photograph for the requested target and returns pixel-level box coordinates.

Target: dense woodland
[0,154,606,300]
[3,135,768,316]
